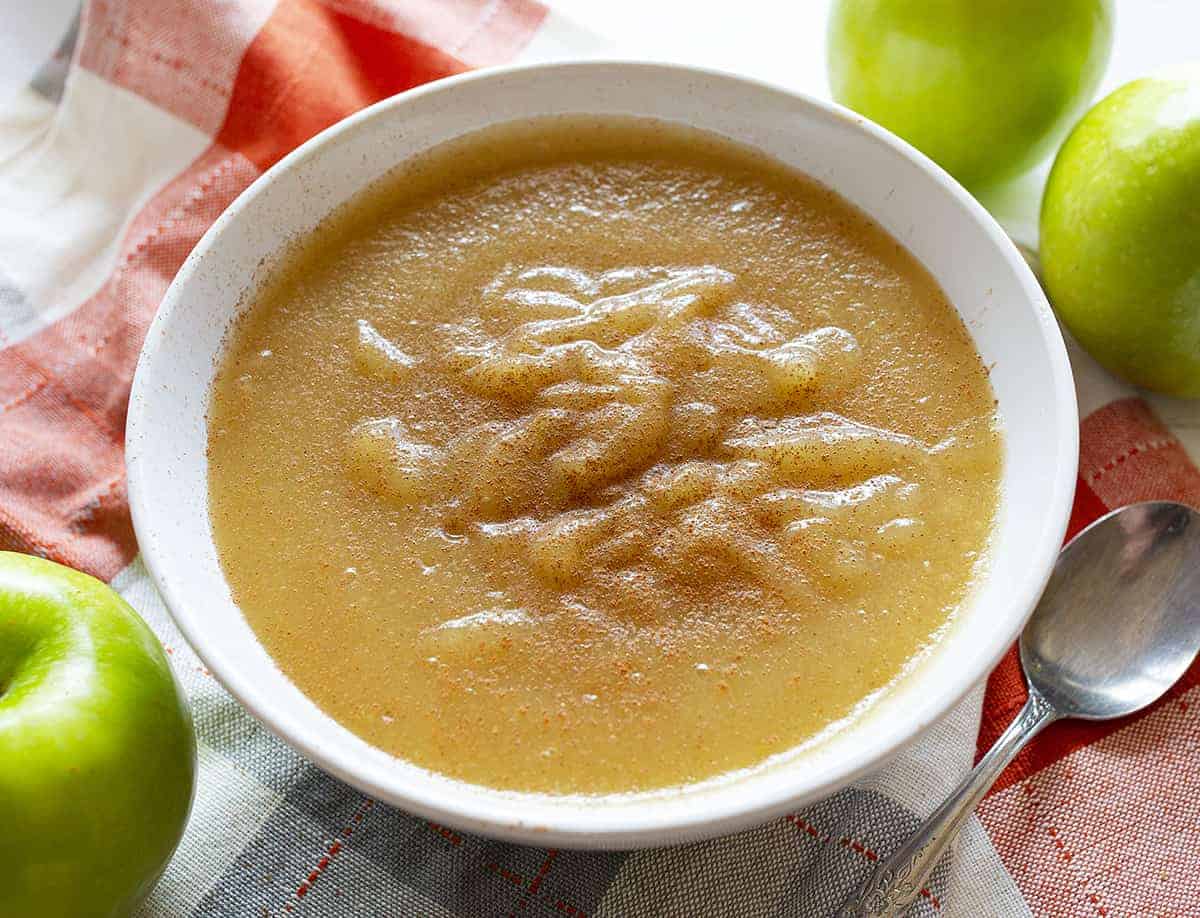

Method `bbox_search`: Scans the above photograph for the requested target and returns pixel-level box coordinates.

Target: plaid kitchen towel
[1,2,1198,915]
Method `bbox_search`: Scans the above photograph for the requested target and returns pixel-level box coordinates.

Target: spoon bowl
[1022,500,1200,720]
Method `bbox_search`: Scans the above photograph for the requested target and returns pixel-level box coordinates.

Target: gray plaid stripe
[189,691,311,796]
[190,766,943,918]
[196,761,626,917]
[351,817,624,918]
[597,788,945,918]
[30,8,80,103]
[283,854,461,918]
[790,787,946,917]
[0,268,38,345]
[193,766,364,917]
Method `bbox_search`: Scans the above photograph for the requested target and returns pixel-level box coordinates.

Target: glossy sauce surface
[208,118,1001,793]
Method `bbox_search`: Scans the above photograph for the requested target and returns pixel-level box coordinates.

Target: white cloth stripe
[0,68,208,348]
[0,0,77,104]
[515,7,616,64]
[133,741,287,918]
[947,817,1034,918]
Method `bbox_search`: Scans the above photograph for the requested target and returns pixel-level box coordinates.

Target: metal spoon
[839,500,1200,917]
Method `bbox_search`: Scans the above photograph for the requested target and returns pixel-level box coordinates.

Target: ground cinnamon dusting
[207,116,1001,793]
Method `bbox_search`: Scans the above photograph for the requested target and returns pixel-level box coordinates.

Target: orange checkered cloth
[1,2,1197,915]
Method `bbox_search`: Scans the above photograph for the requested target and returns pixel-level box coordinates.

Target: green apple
[827,0,1114,190]
[1041,66,1200,397]
[0,552,195,917]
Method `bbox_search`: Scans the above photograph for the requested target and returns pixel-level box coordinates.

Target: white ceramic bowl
[127,61,1078,848]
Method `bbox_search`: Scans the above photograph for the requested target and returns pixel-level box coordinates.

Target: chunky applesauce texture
[207,117,1001,794]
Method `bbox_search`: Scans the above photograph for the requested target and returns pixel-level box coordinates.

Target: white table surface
[550,0,1200,456]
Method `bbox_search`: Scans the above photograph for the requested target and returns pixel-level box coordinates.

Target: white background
[550,0,1198,245]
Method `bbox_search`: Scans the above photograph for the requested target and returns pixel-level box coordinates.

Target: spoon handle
[837,690,1058,917]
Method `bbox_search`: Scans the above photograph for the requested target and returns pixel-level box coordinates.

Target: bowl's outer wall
[126,62,1078,848]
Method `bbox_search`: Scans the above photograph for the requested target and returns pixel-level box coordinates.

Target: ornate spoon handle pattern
[837,692,1058,917]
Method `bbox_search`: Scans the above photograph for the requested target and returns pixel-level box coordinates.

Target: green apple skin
[0,552,196,918]
[1041,67,1200,398]
[827,0,1114,190]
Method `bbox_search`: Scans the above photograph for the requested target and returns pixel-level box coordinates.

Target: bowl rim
[127,58,1079,847]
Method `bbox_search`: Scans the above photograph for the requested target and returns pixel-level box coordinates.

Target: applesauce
[207,117,1001,794]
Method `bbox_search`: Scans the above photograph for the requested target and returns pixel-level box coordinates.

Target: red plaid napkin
[2,2,1197,915]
